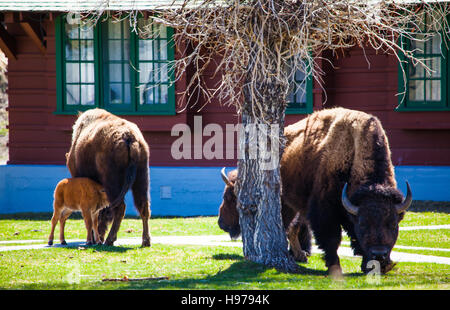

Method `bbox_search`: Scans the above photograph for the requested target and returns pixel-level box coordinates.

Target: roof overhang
[0,1,447,13]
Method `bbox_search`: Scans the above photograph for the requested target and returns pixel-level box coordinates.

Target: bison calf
[48,178,110,246]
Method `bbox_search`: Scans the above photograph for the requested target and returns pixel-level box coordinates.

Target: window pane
[109,84,123,104]
[124,64,130,82]
[428,35,441,54]
[108,40,122,60]
[109,64,123,82]
[287,87,294,103]
[80,40,94,60]
[108,20,122,39]
[425,57,441,78]
[139,40,153,60]
[139,62,153,84]
[80,63,95,83]
[65,40,80,60]
[79,22,94,39]
[295,89,306,104]
[140,85,154,105]
[425,80,441,101]
[408,80,424,101]
[295,69,306,82]
[80,85,95,105]
[408,63,424,78]
[124,84,131,104]
[160,85,168,104]
[157,63,168,83]
[66,63,79,83]
[410,34,425,53]
[66,85,79,105]
[65,23,79,39]
[157,40,168,60]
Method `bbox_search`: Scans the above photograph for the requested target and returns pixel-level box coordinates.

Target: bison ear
[341,183,359,216]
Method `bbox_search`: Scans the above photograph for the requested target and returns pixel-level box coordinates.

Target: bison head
[217,168,241,239]
[341,182,412,274]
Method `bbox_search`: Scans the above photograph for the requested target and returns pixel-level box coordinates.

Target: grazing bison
[218,107,412,276]
[66,108,151,247]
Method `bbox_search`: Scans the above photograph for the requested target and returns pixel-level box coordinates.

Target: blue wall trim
[0,165,449,216]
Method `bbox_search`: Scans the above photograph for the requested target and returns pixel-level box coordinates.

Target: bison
[218,107,412,277]
[48,177,110,246]
[66,108,151,247]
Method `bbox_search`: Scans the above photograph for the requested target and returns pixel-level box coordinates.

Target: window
[55,15,175,115]
[286,63,313,114]
[398,11,450,111]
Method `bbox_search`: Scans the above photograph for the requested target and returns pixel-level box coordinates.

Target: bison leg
[103,202,126,246]
[132,168,151,247]
[59,209,73,245]
[298,216,312,256]
[48,206,63,246]
[308,201,343,278]
[81,208,94,245]
[92,212,101,244]
[97,208,113,243]
[286,213,309,263]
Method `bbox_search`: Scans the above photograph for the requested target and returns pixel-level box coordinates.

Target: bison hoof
[294,251,308,263]
[61,240,67,245]
[328,265,344,280]
[289,249,308,263]
[103,240,115,246]
[48,240,53,246]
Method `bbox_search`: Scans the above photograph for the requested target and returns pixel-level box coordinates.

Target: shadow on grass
[49,241,135,253]
[409,201,450,213]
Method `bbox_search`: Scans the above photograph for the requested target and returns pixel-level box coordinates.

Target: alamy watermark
[171,116,280,171]
[365,260,381,284]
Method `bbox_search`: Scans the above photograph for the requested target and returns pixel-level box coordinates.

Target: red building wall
[5,18,450,167]
[6,18,238,167]
[313,48,450,166]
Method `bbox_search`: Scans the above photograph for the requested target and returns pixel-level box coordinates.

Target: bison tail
[108,136,139,209]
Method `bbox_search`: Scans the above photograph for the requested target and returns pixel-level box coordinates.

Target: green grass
[0,205,448,290]
[0,244,448,290]
[0,215,225,242]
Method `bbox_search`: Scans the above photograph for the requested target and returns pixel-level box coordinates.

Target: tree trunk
[235,63,298,273]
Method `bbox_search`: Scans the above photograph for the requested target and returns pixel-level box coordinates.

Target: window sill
[53,110,176,116]
[286,108,313,115]
[395,107,450,112]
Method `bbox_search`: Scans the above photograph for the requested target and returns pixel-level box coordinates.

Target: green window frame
[397,12,450,111]
[286,65,313,114]
[55,15,176,115]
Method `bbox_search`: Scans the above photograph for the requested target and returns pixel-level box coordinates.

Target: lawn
[0,203,448,290]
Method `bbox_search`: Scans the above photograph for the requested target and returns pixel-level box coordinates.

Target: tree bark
[235,58,298,272]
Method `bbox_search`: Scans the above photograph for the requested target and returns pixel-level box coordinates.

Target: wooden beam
[0,24,16,60]
[20,21,46,55]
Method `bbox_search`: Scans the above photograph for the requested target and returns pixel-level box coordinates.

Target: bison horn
[341,183,359,216]
[395,181,412,214]
[221,167,232,186]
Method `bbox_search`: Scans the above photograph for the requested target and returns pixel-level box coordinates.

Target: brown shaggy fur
[66,108,151,247]
[48,178,109,246]
[219,107,408,276]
